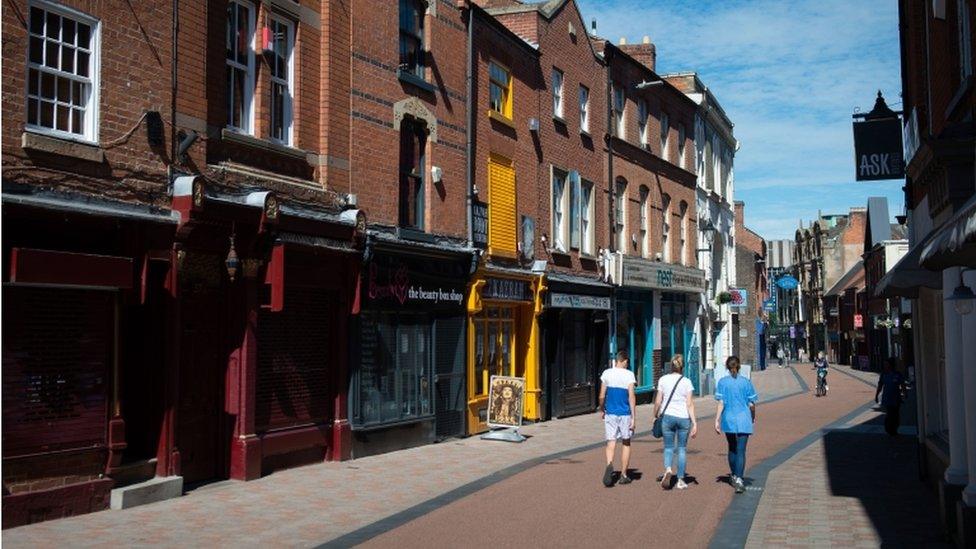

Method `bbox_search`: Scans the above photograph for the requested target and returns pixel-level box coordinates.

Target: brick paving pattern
[743,372,949,549]
[2,368,802,547]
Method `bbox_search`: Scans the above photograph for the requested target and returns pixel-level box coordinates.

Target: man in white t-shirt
[653,355,698,490]
[599,350,637,487]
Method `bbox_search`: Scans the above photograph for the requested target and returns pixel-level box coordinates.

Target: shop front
[466,269,544,435]
[350,243,471,455]
[542,274,612,418]
[610,254,706,394]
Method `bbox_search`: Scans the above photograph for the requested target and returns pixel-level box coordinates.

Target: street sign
[775,275,798,290]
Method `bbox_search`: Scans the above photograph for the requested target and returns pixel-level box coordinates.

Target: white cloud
[579,0,904,240]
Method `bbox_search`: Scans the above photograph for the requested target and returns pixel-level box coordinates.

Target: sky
[576,0,905,240]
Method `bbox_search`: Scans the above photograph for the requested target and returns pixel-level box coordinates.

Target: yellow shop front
[466,271,544,434]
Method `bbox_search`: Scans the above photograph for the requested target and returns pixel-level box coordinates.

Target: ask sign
[853,117,905,181]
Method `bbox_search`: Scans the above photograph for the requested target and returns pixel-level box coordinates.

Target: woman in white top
[653,354,697,490]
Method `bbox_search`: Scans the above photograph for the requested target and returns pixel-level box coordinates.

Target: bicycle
[816,369,828,397]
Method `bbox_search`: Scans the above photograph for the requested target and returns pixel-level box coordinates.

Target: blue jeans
[662,415,691,479]
[726,433,750,479]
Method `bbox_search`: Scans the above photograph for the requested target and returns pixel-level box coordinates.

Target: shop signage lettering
[549,292,611,310]
[853,117,905,181]
[775,275,799,290]
[618,256,706,293]
[483,277,531,301]
[367,260,465,308]
[472,201,488,249]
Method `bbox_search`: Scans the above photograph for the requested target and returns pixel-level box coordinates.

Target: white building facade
[664,73,738,391]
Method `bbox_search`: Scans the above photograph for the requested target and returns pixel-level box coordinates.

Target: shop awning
[875,233,942,298]
[921,193,976,270]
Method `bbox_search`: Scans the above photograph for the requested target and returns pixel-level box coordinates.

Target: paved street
[3,363,947,548]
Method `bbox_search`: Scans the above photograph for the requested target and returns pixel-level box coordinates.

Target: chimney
[618,35,656,72]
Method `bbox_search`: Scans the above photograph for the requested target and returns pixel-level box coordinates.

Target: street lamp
[697,220,717,252]
[946,272,975,315]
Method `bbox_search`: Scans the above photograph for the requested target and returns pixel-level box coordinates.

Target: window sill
[221,129,308,161]
[553,114,566,125]
[580,129,591,138]
[488,110,516,129]
[21,131,105,163]
[398,69,436,94]
[397,226,436,243]
[945,75,974,120]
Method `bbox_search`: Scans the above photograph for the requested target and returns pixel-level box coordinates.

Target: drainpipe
[171,0,179,164]
[465,4,474,247]
[605,46,615,253]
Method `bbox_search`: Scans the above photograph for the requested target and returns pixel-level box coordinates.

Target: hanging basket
[715,291,733,305]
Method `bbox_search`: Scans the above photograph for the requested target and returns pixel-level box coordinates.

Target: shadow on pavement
[822,412,950,547]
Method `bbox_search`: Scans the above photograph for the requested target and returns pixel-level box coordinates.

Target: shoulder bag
[652,376,683,439]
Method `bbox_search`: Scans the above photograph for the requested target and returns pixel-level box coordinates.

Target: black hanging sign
[473,200,488,249]
[852,91,905,181]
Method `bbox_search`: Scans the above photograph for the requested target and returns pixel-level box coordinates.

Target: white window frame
[662,194,671,263]
[268,14,295,146]
[25,1,101,143]
[679,202,688,265]
[678,123,686,168]
[660,111,669,159]
[226,0,256,134]
[638,99,648,148]
[613,84,625,138]
[581,179,595,255]
[639,186,649,257]
[579,85,589,133]
[615,180,627,252]
[552,167,568,252]
[552,68,564,119]
[960,0,973,80]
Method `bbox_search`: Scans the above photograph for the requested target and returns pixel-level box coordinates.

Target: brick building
[596,37,704,396]
[733,201,768,370]
[878,0,976,543]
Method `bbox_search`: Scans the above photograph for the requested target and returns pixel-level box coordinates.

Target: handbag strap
[658,375,683,418]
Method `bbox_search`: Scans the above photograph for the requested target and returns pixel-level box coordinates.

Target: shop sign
[483,277,532,301]
[549,292,611,310]
[775,275,799,290]
[366,254,467,309]
[615,255,706,293]
[487,375,525,428]
[853,117,905,181]
[472,201,488,249]
[762,298,776,312]
[728,287,747,309]
[789,326,796,338]
[854,314,863,328]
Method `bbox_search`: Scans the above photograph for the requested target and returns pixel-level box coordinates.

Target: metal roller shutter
[2,287,112,457]
[256,285,332,431]
[434,315,465,438]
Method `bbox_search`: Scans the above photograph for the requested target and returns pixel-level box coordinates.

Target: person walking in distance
[876,358,906,436]
[653,354,697,490]
[715,356,758,494]
[776,346,785,368]
[599,350,637,487]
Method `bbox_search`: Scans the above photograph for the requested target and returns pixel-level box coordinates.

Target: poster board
[487,375,525,428]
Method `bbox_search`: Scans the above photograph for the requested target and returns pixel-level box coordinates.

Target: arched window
[639,186,650,257]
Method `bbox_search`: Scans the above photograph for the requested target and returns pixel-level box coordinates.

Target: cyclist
[814,351,829,397]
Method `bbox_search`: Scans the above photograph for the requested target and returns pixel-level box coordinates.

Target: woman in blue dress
[714,355,758,494]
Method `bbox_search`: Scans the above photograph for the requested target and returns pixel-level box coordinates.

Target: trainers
[675,479,688,490]
[618,475,633,485]
[661,468,673,489]
[734,477,745,494]
[603,464,614,487]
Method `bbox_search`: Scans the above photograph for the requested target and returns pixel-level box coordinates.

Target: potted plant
[715,291,732,305]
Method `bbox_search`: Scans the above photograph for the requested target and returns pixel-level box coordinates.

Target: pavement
[2,364,948,548]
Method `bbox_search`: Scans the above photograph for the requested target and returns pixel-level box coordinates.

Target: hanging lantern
[226,227,240,282]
